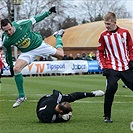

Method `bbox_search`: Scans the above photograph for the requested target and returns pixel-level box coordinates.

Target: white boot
[53,29,65,37]
[13,96,27,108]
[92,90,105,97]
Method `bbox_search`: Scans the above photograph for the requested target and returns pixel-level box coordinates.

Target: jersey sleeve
[5,46,13,67]
[62,92,89,103]
[0,58,4,68]
[97,34,107,69]
[127,31,133,61]
[15,11,50,26]
[15,19,32,27]
[52,89,63,103]
[30,11,50,24]
[2,35,13,67]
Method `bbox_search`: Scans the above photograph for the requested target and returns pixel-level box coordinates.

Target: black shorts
[106,69,133,90]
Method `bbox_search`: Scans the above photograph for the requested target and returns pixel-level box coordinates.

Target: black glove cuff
[49,6,56,14]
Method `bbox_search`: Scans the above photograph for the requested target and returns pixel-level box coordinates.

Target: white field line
[0,94,133,97]
[0,94,132,104]
[0,100,132,104]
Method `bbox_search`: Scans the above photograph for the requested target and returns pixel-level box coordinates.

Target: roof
[45,19,133,47]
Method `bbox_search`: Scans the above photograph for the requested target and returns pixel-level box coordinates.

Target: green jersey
[2,11,50,67]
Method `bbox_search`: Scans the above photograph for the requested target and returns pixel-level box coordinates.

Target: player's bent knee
[55,49,64,58]
[13,66,21,73]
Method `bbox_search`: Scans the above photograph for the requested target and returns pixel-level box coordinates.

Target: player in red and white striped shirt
[97,12,133,123]
[0,48,4,83]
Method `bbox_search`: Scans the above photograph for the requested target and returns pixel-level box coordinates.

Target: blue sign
[87,60,102,73]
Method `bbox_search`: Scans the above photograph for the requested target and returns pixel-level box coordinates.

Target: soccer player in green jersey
[1,6,65,108]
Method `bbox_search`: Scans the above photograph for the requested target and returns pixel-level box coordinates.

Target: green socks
[55,35,63,49]
[14,73,24,98]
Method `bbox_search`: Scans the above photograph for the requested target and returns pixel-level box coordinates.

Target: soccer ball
[61,112,72,121]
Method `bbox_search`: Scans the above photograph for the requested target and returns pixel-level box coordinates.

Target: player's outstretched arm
[5,47,14,77]
[33,6,56,23]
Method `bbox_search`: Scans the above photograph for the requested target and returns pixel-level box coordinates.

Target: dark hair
[1,19,12,29]
[58,102,72,114]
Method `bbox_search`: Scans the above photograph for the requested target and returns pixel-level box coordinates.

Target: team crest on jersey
[16,38,30,48]
[121,38,125,43]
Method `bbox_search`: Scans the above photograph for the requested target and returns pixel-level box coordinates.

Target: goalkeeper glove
[49,6,56,14]
[61,112,72,121]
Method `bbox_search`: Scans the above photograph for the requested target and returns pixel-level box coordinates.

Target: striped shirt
[97,26,133,71]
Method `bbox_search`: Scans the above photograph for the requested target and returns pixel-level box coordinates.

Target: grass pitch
[0,74,133,133]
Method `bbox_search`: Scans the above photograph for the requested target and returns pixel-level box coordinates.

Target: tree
[82,19,89,24]
[1,0,13,21]
[17,0,66,32]
[40,28,52,39]
[94,14,103,21]
[1,0,66,33]
[1,0,131,35]
[81,0,131,22]
[60,16,78,29]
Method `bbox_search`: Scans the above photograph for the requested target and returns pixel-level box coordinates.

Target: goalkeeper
[36,89,104,123]
[1,6,65,108]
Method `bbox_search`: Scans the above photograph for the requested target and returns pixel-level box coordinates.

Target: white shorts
[18,42,56,64]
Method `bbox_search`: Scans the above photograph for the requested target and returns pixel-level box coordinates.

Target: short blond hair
[103,12,116,22]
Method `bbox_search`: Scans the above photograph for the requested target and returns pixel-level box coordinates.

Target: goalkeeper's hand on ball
[61,112,72,121]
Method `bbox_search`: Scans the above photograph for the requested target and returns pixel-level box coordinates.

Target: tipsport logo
[47,63,65,70]
[72,64,86,70]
